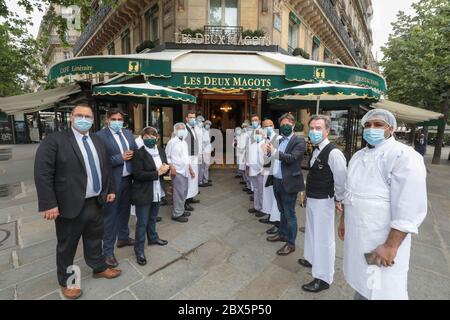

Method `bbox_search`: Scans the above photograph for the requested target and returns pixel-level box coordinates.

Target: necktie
[82,136,101,193]
[116,131,132,172]
[313,145,320,151]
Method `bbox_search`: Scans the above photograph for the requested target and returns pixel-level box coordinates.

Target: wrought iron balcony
[73,4,112,56]
[48,35,79,45]
[317,0,362,67]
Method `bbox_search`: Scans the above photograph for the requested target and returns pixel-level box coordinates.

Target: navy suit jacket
[95,127,138,190]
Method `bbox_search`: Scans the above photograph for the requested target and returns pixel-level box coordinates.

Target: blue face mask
[109,120,123,133]
[251,121,259,129]
[205,124,211,130]
[74,117,93,132]
[254,134,263,143]
[188,119,196,127]
[264,126,273,136]
[308,130,324,145]
[177,129,187,139]
[363,128,386,146]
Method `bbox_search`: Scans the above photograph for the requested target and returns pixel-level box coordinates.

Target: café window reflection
[209,0,238,26]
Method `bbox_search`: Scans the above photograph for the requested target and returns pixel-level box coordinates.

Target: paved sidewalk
[0,144,449,300]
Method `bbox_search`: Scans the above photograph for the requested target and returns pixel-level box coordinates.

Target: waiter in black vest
[298,115,347,293]
[184,110,200,210]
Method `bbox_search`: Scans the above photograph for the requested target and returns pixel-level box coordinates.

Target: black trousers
[55,197,107,287]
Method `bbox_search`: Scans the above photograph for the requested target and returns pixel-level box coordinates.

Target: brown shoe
[276,244,296,256]
[61,286,82,299]
[117,237,135,248]
[266,234,288,242]
[93,268,122,279]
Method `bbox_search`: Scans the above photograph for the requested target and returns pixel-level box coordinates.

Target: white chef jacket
[246,138,265,176]
[165,136,190,178]
[343,137,427,300]
[310,138,347,201]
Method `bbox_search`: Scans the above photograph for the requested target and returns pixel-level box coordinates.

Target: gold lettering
[204,76,211,86]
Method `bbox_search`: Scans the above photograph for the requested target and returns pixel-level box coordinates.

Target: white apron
[262,173,280,222]
[187,155,199,198]
[343,146,411,300]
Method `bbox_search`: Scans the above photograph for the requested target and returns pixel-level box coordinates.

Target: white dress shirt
[145,145,163,202]
[109,128,130,177]
[247,139,265,176]
[165,136,190,177]
[310,138,347,201]
[72,128,102,198]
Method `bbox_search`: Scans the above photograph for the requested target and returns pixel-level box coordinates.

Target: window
[288,13,300,54]
[312,37,320,61]
[121,29,130,54]
[107,42,115,55]
[209,0,238,26]
[146,5,159,43]
[324,48,331,63]
[63,51,71,60]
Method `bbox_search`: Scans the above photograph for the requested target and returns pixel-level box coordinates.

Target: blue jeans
[103,176,131,257]
[134,202,160,256]
[273,178,298,246]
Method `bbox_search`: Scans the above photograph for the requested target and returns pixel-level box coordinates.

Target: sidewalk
[0,144,449,300]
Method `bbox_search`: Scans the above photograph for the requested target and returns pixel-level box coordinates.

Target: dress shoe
[199,183,209,187]
[250,196,254,201]
[61,286,82,299]
[183,211,191,217]
[93,268,122,279]
[117,237,135,248]
[156,216,162,222]
[208,179,212,183]
[255,211,266,218]
[299,226,305,233]
[187,198,200,204]
[302,278,330,293]
[239,181,246,185]
[266,225,279,235]
[172,216,188,223]
[266,234,288,242]
[235,175,242,178]
[136,255,147,266]
[160,197,168,206]
[248,208,258,214]
[149,238,168,246]
[206,182,213,186]
[184,203,194,211]
[276,244,296,256]
[243,187,251,192]
[105,255,119,268]
[298,258,312,268]
[246,190,254,195]
[259,216,274,224]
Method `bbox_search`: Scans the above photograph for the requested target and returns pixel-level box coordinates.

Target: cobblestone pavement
[0,144,449,300]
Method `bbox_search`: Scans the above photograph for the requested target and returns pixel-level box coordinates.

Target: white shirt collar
[370,136,395,150]
[109,127,122,135]
[144,145,159,155]
[72,127,89,139]
[317,138,330,150]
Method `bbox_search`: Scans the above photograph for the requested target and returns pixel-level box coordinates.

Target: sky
[11,0,419,62]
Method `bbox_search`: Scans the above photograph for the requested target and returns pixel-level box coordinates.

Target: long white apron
[187,155,199,199]
[261,174,280,221]
[343,149,411,300]
[304,197,336,284]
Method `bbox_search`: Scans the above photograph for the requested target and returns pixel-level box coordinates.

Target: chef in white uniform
[201,120,213,185]
[196,115,208,188]
[261,119,281,234]
[340,108,427,300]
[235,126,246,178]
[299,115,347,293]
[184,111,199,206]
[244,115,261,194]
[246,127,265,217]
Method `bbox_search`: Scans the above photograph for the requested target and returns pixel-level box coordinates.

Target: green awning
[48,55,171,80]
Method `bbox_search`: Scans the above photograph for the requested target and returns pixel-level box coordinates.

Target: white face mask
[176,129,187,139]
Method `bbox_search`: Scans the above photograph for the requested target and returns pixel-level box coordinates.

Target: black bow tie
[313,145,320,151]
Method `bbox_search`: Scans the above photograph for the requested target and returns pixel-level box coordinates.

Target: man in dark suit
[34,102,121,300]
[96,108,138,268]
[265,113,306,256]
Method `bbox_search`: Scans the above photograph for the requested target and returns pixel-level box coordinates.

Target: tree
[380,0,450,164]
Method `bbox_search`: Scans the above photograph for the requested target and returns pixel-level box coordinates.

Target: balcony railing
[317,0,362,67]
[48,35,79,45]
[203,25,243,42]
[73,4,112,56]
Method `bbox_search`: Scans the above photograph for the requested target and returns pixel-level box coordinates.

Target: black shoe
[266,225,279,235]
[117,237,135,248]
[156,216,162,222]
[255,211,266,218]
[302,279,330,293]
[149,238,168,246]
[259,216,273,224]
[172,216,188,223]
[206,182,213,186]
[243,187,251,192]
[105,255,119,268]
[239,181,246,185]
[246,190,254,195]
[183,211,191,217]
[160,197,168,206]
[187,198,200,204]
[298,259,312,268]
[208,179,212,183]
[199,183,209,187]
[184,203,194,211]
[235,175,242,178]
[136,255,147,266]
[248,208,258,214]
[250,196,254,201]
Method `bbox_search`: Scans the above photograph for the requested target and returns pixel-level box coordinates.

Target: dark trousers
[55,197,107,287]
[134,202,160,256]
[103,176,132,257]
[273,178,298,246]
